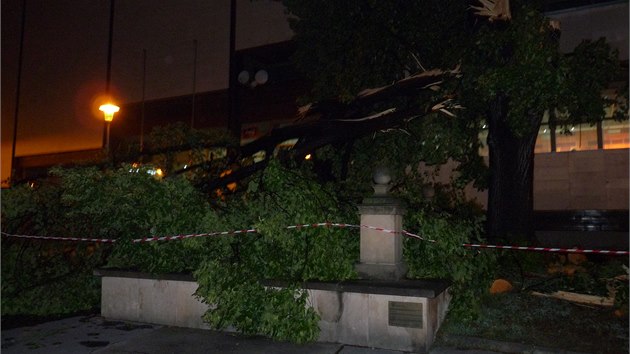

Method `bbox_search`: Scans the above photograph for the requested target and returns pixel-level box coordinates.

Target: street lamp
[99,103,119,151]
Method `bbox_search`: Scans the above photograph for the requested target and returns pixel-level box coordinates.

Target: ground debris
[530,290,615,307]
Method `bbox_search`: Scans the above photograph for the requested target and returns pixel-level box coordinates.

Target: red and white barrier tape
[133,229,259,243]
[0,223,432,243]
[285,222,434,242]
[0,229,260,244]
[463,243,629,255]
[2,225,627,255]
[0,233,117,243]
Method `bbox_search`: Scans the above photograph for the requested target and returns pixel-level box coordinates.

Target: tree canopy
[107,0,624,242]
[281,0,624,241]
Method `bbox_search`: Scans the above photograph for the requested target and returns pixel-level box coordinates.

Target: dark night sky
[1,0,293,184]
[2,0,112,177]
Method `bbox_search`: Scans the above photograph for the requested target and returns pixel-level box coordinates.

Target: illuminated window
[478,128,489,156]
[534,125,552,153]
[477,118,628,157]
[603,119,630,149]
[555,123,599,152]
[535,111,552,153]
[601,86,629,150]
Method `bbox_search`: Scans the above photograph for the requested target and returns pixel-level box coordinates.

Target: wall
[534,148,629,210]
[421,149,629,211]
[100,274,210,330]
[548,1,629,61]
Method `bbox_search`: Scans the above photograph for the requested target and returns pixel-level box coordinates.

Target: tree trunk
[486,95,540,243]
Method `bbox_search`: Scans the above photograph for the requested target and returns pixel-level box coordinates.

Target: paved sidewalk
[0,315,514,354]
[2,315,156,354]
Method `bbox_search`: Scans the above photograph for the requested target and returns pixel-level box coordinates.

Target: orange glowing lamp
[99,103,120,122]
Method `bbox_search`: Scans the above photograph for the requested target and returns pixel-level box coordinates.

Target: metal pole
[106,122,111,151]
[191,39,198,129]
[105,0,115,94]
[140,48,146,152]
[10,0,27,183]
[227,0,239,138]
[103,0,115,149]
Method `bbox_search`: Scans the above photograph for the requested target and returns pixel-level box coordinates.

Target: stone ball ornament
[372,166,392,185]
[372,167,393,196]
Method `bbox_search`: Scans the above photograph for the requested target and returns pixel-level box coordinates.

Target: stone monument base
[96,269,451,353]
[300,279,451,353]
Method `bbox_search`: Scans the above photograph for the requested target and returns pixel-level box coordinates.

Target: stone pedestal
[96,270,451,353]
[356,195,407,280]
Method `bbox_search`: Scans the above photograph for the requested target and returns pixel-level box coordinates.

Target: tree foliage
[1,165,210,316]
[2,126,498,337]
[195,159,359,342]
[285,1,467,102]
[466,3,621,241]
[283,0,624,241]
[1,181,104,316]
[462,4,621,136]
[399,178,496,321]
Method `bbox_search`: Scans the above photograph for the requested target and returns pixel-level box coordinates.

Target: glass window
[555,128,577,152]
[534,125,552,153]
[478,129,489,156]
[603,119,630,149]
[478,123,553,155]
[555,123,599,152]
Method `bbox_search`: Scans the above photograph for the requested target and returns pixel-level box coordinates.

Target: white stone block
[101,277,140,321]
[338,292,370,346]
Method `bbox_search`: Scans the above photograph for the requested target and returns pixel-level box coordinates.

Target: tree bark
[486,95,540,243]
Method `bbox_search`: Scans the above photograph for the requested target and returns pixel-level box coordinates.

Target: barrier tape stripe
[0,223,432,243]
[2,227,627,255]
[0,233,117,243]
[132,229,259,243]
[463,243,630,255]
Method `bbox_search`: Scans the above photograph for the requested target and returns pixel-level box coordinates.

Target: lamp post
[102,0,116,150]
[99,103,119,151]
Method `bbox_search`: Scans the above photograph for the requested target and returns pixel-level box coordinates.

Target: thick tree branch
[196,68,458,190]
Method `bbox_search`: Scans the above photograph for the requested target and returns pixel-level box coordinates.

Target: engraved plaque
[388,301,423,328]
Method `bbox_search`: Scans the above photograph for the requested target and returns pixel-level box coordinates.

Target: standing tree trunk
[486,95,540,243]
